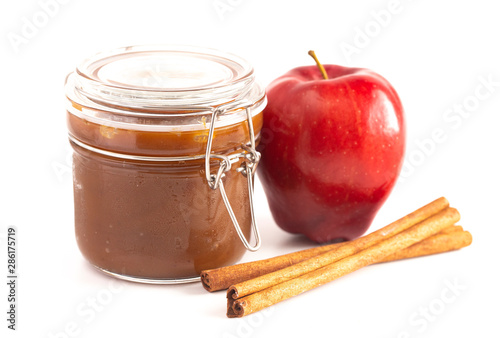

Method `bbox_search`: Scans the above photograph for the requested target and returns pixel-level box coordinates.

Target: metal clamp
[204,106,261,252]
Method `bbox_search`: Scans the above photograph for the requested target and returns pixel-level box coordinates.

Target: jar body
[65,45,266,283]
[72,142,251,280]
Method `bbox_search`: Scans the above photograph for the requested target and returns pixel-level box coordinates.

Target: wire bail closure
[204,106,261,252]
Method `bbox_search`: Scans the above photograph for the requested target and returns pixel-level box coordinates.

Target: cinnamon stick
[227,207,461,318]
[201,197,450,292]
[228,207,459,302]
[379,226,472,262]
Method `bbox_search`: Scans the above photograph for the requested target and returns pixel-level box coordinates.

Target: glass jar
[65,45,266,283]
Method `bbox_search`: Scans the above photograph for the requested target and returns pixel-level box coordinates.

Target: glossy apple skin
[257,65,405,243]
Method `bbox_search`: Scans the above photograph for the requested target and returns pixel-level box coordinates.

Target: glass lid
[70,45,257,109]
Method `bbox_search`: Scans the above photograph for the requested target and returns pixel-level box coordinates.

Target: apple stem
[308,50,328,80]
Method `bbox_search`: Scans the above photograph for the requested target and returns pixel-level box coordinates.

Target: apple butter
[65,46,266,283]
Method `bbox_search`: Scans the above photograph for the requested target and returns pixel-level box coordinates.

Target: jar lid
[65,45,266,131]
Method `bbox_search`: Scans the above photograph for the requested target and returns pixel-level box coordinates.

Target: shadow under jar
[65,45,266,283]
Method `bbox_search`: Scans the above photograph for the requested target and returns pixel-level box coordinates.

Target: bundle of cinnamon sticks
[200,197,472,318]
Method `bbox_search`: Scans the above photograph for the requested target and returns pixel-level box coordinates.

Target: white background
[1,0,499,337]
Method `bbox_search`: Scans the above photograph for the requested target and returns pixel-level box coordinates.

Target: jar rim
[65,45,266,132]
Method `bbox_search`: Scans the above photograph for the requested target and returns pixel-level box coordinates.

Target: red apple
[257,52,405,243]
